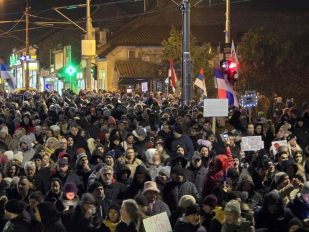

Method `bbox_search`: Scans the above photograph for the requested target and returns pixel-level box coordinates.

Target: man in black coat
[3,199,31,232]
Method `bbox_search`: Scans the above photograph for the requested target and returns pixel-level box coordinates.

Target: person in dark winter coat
[69,193,103,232]
[174,204,207,232]
[171,125,195,158]
[288,181,309,222]
[186,154,207,194]
[45,178,63,203]
[254,190,296,232]
[124,165,151,199]
[163,167,200,212]
[37,201,66,232]
[3,199,31,232]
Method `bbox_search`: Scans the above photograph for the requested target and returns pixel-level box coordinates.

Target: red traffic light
[228,61,238,70]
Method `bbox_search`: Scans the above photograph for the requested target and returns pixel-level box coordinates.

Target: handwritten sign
[241,136,264,151]
[203,99,228,117]
[142,82,148,93]
[143,212,172,232]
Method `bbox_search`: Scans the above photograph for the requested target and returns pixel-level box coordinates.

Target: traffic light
[91,65,98,80]
[65,65,76,77]
[220,59,238,85]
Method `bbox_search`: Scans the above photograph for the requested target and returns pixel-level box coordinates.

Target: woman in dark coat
[37,201,66,232]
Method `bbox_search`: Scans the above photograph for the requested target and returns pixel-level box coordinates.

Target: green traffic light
[66,65,76,76]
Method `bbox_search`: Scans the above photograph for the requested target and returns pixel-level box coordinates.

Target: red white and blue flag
[168,56,177,93]
[194,68,207,96]
[214,68,239,107]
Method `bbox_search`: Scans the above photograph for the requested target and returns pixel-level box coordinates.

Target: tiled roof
[115,59,160,79]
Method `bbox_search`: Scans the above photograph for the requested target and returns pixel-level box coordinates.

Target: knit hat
[81,193,95,204]
[301,181,309,195]
[76,153,87,164]
[88,181,103,193]
[142,181,160,194]
[191,154,201,163]
[58,151,71,161]
[158,166,171,179]
[3,151,14,161]
[13,151,23,164]
[202,194,218,208]
[171,156,188,168]
[173,125,183,134]
[185,204,200,216]
[64,182,77,195]
[57,157,69,165]
[132,126,146,141]
[32,153,42,161]
[274,172,288,185]
[224,200,241,217]
[50,125,60,131]
[178,195,196,209]
[5,199,26,214]
[171,166,186,177]
[104,150,115,160]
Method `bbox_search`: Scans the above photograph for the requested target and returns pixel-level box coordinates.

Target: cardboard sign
[272,140,288,154]
[203,99,228,117]
[241,136,264,151]
[143,212,172,232]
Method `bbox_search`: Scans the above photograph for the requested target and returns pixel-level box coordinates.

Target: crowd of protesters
[0,89,307,232]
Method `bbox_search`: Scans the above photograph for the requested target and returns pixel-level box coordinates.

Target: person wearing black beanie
[174,204,207,232]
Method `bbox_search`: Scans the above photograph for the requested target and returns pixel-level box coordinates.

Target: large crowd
[0,89,307,232]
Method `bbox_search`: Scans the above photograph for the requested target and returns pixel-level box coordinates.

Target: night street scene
[0,0,309,231]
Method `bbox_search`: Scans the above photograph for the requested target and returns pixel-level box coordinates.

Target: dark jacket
[221,218,254,232]
[2,210,31,232]
[115,221,137,232]
[186,164,207,194]
[124,165,151,199]
[163,179,200,212]
[174,219,207,232]
[288,193,309,221]
[146,200,171,217]
[38,201,66,232]
[254,191,295,232]
[49,169,83,194]
[171,135,195,158]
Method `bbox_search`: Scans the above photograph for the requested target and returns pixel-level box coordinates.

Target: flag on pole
[231,40,239,64]
[0,58,16,91]
[168,56,177,93]
[194,68,207,96]
[214,68,239,107]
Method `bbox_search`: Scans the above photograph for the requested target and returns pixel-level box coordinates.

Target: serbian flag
[0,58,16,91]
[214,68,239,107]
[194,68,207,96]
[231,40,239,64]
[168,56,177,92]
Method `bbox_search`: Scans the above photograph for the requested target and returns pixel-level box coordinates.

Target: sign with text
[241,136,264,151]
[203,99,228,117]
[143,212,172,232]
[142,82,148,93]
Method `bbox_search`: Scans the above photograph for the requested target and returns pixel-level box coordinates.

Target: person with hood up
[187,154,207,194]
[19,135,35,164]
[171,125,194,158]
[37,201,66,232]
[163,166,200,212]
[288,181,309,224]
[0,126,14,151]
[45,178,63,203]
[174,204,207,232]
[115,164,131,187]
[202,146,234,198]
[236,174,262,210]
[3,199,31,232]
[255,190,296,232]
[124,165,151,199]
[103,204,121,232]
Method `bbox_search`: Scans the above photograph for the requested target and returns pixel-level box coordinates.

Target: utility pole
[86,0,93,90]
[181,0,193,107]
[225,0,230,44]
[25,3,30,90]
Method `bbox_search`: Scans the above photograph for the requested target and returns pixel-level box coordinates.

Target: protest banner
[143,212,172,232]
[203,99,228,117]
[272,140,288,154]
[241,136,264,151]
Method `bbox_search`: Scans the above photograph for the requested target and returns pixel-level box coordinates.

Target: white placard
[271,140,288,154]
[203,99,228,117]
[241,136,264,151]
[143,212,172,232]
[142,82,148,93]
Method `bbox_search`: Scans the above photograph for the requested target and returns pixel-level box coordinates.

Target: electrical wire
[0,13,25,36]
